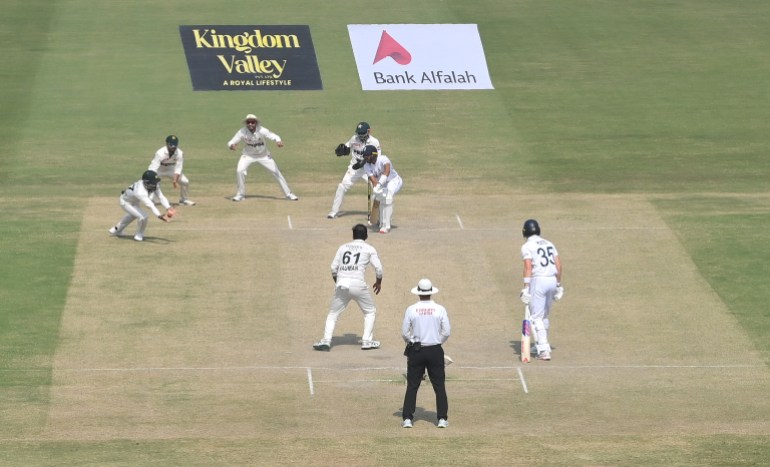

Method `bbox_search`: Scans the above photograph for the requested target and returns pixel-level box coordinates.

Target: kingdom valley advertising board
[179,25,323,91]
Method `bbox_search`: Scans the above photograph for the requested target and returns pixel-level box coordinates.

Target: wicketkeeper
[328,122,381,219]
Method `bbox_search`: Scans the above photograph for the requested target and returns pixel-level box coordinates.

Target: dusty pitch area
[36,192,770,446]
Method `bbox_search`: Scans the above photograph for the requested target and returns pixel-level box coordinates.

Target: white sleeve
[369,248,383,278]
[227,130,243,148]
[174,150,184,174]
[259,126,282,143]
[148,149,163,171]
[155,186,171,210]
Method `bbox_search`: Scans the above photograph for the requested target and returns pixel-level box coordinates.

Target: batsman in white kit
[108,170,174,242]
[328,121,381,219]
[362,145,402,234]
[519,219,564,361]
[313,224,384,351]
[147,134,195,206]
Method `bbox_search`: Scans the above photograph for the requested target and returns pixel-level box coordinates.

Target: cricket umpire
[400,278,451,429]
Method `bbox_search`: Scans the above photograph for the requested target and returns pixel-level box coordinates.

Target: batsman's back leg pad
[532,318,552,353]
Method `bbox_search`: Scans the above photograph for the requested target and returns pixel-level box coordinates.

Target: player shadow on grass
[113,235,173,245]
[331,333,362,347]
[225,194,290,201]
[509,339,553,358]
[392,407,438,425]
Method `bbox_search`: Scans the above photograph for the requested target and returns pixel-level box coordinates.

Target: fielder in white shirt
[108,170,173,242]
[227,114,298,202]
[313,224,384,351]
[519,219,564,361]
[148,134,195,206]
[328,121,381,219]
[362,145,402,234]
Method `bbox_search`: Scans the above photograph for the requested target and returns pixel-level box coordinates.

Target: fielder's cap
[356,121,370,135]
[244,114,259,123]
[362,145,378,157]
[411,278,439,295]
[165,135,179,146]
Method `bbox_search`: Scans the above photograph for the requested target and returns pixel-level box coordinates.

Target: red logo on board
[372,30,412,65]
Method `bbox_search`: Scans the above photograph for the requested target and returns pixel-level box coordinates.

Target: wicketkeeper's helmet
[522,219,540,238]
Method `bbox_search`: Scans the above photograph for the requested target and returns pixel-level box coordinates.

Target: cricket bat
[521,305,532,363]
[367,182,380,226]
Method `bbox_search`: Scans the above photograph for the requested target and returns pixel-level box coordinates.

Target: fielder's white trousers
[375,175,403,230]
[115,198,150,237]
[330,166,368,214]
[323,281,377,343]
[236,154,292,197]
[156,169,191,201]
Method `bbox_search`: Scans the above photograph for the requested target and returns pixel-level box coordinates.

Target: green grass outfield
[2,0,770,464]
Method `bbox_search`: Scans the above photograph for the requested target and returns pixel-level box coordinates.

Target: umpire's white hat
[411,278,439,295]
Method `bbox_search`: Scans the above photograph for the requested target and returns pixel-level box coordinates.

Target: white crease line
[517,367,529,394]
[287,215,293,230]
[307,367,314,396]
[7,363,761,374]
[455,214,464,229]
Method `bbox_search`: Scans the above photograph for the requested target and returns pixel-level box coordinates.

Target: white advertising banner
[348,24,494,91]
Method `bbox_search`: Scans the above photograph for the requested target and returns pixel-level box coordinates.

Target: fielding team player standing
[328,122,381,219]
[313,224,384,351]
[227,114,299,202]
[362,145,402,234]
[148,135,196,206]
[108,170,174,242]
[519,219,564,361]
[401,278,451,429]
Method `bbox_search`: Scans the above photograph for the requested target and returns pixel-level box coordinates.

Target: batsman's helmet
[522,219,540,238]
[142,170,161,191]
[362,145,378,164]
[352,223,368,240]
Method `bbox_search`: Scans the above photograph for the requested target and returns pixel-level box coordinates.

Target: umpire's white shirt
[402,299,451,346]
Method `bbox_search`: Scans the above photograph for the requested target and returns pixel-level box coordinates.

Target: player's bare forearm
[373,278,382,295]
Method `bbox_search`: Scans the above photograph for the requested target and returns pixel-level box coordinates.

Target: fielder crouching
[108,170,174,242]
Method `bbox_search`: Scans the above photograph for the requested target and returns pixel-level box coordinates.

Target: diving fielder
[108,170,173,242]
[328,122,381,219]
[519,219,563,361]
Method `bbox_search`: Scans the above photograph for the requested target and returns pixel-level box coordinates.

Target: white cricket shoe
[361,340,380,350]
[378,227,390,234]
[313,340,331,351]
[539,351,551,361]
[108,226,122,236]
[401,419,413,428]
[327,211,337,219]
[133,234,144,242]
[179,199,196,206]
[232,194,244,202]
[286,193,299,201]
[437,419,448,428]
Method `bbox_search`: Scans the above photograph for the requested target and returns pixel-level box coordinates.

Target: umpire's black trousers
[402,344,448,421]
